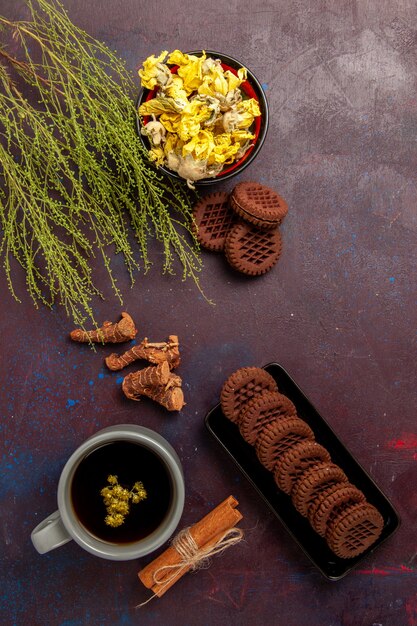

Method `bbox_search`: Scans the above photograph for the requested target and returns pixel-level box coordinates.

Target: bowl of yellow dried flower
[136,50,269,188]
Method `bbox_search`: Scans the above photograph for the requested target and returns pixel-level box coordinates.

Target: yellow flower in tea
[101,475,147,528]
[138,50,170,90]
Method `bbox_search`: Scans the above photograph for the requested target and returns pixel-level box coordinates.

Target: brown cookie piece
[230,181,288,229]
[291,462,348,517]
[307,482,349,530]
[239,391,296,445]
[220,367,278,424]
[225,222,282,276]
[309,483,366,537]
[255,416,315,471]
[326,502,384,559]
[192,192,235,251]
[273,440,332,495]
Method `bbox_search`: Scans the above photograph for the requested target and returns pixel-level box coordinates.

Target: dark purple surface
[1,1,417,625]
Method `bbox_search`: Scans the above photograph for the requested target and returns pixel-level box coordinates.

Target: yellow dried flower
[105,513,125,528]
[132,481,147,500]
[138,50,170,90]
[101,475,147,527]
[138,50,261,187]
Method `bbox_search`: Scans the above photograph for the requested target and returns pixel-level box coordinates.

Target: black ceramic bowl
[136,50,269,185]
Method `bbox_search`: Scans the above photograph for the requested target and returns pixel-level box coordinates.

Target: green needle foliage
[0,0,202,326]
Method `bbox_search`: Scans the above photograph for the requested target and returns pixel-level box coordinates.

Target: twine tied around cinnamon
[137,525,243,607]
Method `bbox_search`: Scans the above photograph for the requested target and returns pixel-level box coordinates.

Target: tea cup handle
[31,510,72,554]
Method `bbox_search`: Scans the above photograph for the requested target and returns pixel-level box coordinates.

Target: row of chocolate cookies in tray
[193,182,288,276]
[220,366,384,559]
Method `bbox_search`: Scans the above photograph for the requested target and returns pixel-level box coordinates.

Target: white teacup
[31,424,185,561]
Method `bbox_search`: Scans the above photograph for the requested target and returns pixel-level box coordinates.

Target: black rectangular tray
[205,362,400,580]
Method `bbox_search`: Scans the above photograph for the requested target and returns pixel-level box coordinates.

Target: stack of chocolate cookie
[193,182,288,276]
[220,366,384,559]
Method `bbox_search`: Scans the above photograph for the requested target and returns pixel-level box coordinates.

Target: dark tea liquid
[71,440,172,544]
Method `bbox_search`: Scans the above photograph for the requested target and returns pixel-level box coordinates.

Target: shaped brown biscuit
[310,483,366,537]
[239,391,296,445]
[220,367,278,424]
[255,416,315,471]
[273,440,332,495]
[291,462,348,517]
[192,192,235,251]
[230,181,288,229]
[326,502,384,559]
[307,482,349,529]
[225,222,282,276]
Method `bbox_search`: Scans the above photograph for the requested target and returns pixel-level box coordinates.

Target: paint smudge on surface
[387,433,417,459]
[406,593,417,626]
[66,398,79,408]
[357,564,416,577]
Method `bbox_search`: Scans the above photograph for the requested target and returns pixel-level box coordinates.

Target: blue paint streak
[88,380,94,386]
[116,377,124,384]
[389,276,395,283]
[66,399,78,408]
[98,372,105,379]
[261,82,268,90]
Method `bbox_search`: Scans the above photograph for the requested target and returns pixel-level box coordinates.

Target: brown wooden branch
[0,46,65,96]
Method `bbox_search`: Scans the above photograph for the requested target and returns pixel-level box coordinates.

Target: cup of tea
[31,424,185,560]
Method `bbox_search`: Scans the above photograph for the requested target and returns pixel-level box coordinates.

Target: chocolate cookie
[307,482,349,530]
[291,462,348,517]
[273,440,332,495]
[220,367,278,424]
[230,181,288,229]
[255,416,315,471]
[326,502,384,559]
[225,222,282,276]
[309,483,366,537]
[192,192,235,251]
[239,391,296,445]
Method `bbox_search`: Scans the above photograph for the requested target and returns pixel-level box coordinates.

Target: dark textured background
[1,1,416,625]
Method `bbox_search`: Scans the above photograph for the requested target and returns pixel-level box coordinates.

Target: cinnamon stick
[138,496,242,597]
